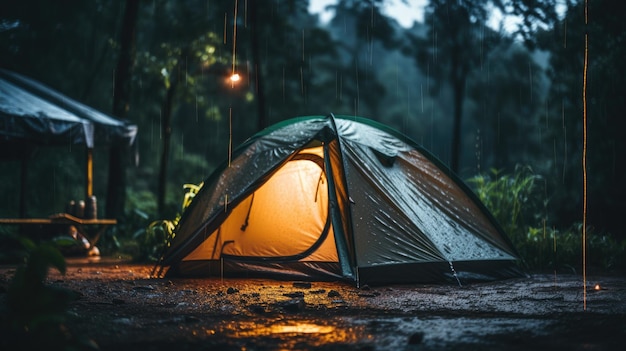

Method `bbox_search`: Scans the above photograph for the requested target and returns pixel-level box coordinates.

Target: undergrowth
[0,234,97,350]
[468,165,626,274]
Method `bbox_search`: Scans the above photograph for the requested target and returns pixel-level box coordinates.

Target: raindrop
[475,128,481,173]
[244,0,248,27]
[223,12,227,44]
[528,61,533,103]
[562,99,567,183]
[300,66,304,96]
[420,83,424,113]
[448,261,462,287]
[228,107,232,167]
[231,0,239,79]
[354,59,360,113]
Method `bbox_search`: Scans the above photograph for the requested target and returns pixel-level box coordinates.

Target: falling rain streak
[581,0,589,311]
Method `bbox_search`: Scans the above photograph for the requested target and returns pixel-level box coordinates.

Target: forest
[1,0,624,268]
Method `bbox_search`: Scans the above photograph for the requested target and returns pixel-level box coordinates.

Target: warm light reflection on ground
[213,319,370,348]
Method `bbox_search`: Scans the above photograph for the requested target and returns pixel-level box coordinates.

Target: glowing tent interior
[160,114,523,285]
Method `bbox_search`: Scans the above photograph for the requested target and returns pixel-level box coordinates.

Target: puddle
[213,318,370,348]
[206,316,552,350]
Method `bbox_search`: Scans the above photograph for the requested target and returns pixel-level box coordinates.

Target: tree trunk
[107,0,139,219]
[157,77,178,217]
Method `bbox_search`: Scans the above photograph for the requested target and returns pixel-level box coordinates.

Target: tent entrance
[183,146,339,266]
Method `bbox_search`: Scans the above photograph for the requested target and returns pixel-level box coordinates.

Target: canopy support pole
[19,156,28,218]
[86,147,93,198]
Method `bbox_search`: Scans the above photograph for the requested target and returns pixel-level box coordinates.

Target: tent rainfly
[161,114,524,285]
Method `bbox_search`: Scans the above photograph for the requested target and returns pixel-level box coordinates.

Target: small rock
[184,315,201,323]
[283,291,305,298]
[277,298,305,312]
[357,292,380,298]
[249,304,268,314]
[328,290,341,298]
[226,287,239,294]
[408,331,424,345]
[293,282,312,289]
[133,285,155,291]
[112,318,133,325]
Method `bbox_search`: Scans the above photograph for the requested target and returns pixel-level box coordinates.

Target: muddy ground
[1,258,625,351]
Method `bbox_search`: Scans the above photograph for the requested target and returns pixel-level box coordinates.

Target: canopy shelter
[0,68,137,217]
[161,114,523,285]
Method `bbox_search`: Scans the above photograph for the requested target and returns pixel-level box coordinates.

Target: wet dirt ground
[1,258,625,351]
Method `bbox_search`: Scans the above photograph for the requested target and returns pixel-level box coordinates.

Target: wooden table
[0,213,117,246]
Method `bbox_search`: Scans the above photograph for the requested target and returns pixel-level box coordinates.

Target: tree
[107,0,140,220]
[407,0,497,173]
[404,0,559,174]
[0,1,124,218]
[134,0,236,217]
[327,0,398,117]
[466,39,545,172]
[539,0,626,236]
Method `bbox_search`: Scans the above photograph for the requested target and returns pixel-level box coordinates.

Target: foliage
[537,0,626,236]
[133,182,203,262]
[468,165,546,238]
[1,0,624,252]
[469,166,626,273]
[1,234,97,350]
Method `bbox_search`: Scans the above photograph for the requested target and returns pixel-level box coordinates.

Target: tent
[161,114,523,285]
[0,68,137,215]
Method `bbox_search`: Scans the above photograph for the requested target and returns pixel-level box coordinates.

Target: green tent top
[161,114,523,285]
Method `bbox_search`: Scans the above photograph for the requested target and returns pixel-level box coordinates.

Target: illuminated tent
[161,114,523,285]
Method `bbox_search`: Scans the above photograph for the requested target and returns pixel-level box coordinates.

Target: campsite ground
[1,258,625,351]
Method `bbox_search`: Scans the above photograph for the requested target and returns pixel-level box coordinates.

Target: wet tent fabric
[0,71,94,148]
[0,68,137,148]
[0,68,138,215]
[162,115,523,285]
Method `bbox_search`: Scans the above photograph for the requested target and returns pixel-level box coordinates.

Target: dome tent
[161,114,523,285]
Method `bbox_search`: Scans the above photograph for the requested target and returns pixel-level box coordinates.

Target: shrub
[468,166,625,274]
[133,182,203,263]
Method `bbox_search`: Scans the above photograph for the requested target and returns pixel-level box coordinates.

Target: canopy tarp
[0,68,136,149]
[0,68,137,215]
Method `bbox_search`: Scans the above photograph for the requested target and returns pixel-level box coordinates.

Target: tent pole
[86,147,94,198]
[19,155,28,218]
